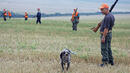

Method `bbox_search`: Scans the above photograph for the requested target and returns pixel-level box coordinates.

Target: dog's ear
[60,51,65,59]
[60,52,63,59]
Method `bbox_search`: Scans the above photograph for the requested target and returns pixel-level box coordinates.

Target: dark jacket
[37,12,41,19]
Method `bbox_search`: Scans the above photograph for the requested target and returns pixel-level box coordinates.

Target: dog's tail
[70,51,76,55]
[66,49,76,55]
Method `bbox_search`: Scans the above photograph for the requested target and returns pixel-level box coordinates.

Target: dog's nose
[65,53,68,56]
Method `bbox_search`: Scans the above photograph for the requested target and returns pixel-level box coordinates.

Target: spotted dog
[60,49,72,71]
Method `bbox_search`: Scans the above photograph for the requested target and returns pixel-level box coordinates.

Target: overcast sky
[0,0,130,14]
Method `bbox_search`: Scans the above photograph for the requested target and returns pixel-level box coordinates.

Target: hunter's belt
[100,30,112,34]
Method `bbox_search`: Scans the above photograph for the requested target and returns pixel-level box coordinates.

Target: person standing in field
[3,9,7,21]
[36,8,41,24]
[71,8,80,31]
[24,12,28,21]
[92,4,115,67]
[8,11,12,19]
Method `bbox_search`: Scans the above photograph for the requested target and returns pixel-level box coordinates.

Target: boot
[109,60,114,66]
[100,62,108,67]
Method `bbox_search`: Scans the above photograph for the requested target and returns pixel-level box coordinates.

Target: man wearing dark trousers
[71,8,79,31]
[36,8,41,24]
[92,4,115,67]
[3,9,7,21]
[24,12,28,21]
[8,11,12,19]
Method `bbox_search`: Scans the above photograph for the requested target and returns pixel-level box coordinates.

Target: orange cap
[100,3,109,9]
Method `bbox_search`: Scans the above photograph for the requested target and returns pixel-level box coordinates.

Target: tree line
[0,11,130,18]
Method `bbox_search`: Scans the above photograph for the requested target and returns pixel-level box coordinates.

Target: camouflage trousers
[100,32,114,63]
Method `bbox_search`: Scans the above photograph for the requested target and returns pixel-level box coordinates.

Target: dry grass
[0,51,129,73]
[0,14,130,73]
